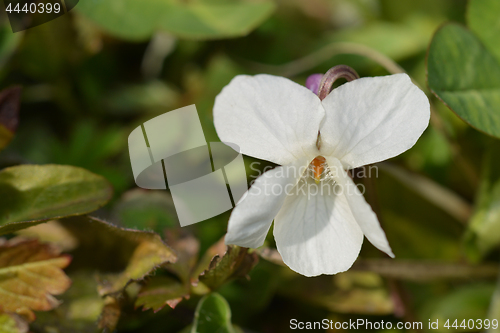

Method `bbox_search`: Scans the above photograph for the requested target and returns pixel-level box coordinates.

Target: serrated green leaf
[0,165,113,235]
[427,23,500,138]
[191,293,235,333]
[76,0,275,41]
[468,0,500,64]
[197,241,258,291]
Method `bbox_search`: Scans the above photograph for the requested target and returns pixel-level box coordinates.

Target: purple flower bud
[305,74,323,95]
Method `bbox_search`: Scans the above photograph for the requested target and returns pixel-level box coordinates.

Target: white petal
[320,73,430,169]
[214,74,324,165]
[327,157,394,257]
[225,158,310,248]
[273,178,364,277]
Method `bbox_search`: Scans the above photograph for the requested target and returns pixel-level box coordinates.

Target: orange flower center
[311,156,326,183]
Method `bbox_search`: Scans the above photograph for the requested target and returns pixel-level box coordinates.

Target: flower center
[310,156,326,184]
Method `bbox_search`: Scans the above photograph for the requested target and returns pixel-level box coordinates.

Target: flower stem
[317,65,359,100]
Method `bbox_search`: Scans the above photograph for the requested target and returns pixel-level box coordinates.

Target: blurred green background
[2,0,500,332]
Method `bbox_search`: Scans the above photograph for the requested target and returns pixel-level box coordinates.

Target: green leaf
[76,0,275,41]
[0,86,21,152]
[326,15,439,62]
[113,189,178,233]
[0,165,113,235]
[135,230,199,312]
[465,143,500,260]
[135,276,190,313]
[191,293,235,333]
[468,0,500,64]
[58,216,177,296]
[197,241,258,291]
[427,23,500,138]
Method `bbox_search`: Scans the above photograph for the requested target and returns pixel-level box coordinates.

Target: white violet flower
[213,66,430,277]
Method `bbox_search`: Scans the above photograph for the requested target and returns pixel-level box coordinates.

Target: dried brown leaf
[0,238,71,319]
